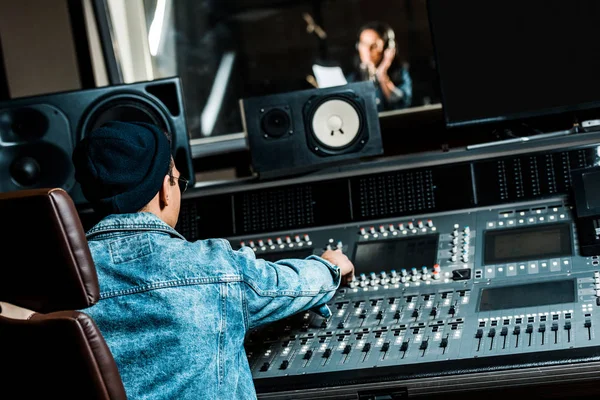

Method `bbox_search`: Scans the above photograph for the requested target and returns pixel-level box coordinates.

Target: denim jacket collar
[86,212,186,241]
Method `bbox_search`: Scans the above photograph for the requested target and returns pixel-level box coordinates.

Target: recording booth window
[92,0,442,144]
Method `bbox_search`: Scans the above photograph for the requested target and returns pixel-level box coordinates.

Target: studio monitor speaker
[241,81,383,179]
[0,77,195,205]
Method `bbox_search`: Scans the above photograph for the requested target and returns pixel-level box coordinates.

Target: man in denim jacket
[72,121,355,400]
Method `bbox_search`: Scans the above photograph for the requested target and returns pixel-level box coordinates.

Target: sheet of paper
[312,65,348,88]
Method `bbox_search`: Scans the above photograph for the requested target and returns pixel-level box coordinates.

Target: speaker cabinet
[241,81,383,179]
[0,77,195,205]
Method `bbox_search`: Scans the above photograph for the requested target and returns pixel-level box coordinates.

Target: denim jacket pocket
[109,233,153,264]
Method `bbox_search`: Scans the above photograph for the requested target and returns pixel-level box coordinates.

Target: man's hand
[320,249,355,285]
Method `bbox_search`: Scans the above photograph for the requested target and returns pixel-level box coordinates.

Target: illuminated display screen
[479,280,575,312]
[483,223,572,265]
[353,234,439,276]
[257,249,314,263]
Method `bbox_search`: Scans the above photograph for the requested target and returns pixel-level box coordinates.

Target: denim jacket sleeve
[227,245,341,329]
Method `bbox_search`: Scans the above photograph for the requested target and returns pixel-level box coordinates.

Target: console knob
[426,219,433,227]
[369,227,376,235]
[249,240,255,248]
[379,225,385,233]
[258,240,265,247]
[267,238,273,246]
[285,236,292,244]
[294,235,301,243]
[276,237,283,245]
[408,222,414,229]
[303,234,310,241]
[417,220,424,229]
[388,224,395,231]
[360,227,366,235]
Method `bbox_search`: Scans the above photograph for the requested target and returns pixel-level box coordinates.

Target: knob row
[360,220,435,236]
[349,265,442,288]
[241,234,311,249]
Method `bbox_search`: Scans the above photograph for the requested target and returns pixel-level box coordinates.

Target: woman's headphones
[356,21,396,51]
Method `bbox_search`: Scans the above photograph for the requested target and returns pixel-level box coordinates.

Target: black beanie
[72,121,171,216]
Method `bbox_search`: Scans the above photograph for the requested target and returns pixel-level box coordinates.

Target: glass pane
[105,0,440,140]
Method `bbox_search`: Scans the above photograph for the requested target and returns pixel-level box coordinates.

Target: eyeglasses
[170,175,189,194]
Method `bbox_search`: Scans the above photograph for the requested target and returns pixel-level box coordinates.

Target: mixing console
[227,196,600,395]
[164,133,600,398]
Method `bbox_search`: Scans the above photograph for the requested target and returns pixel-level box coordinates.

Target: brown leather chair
[0,188,127,399]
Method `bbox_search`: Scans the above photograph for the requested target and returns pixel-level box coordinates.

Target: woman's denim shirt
[83,212,341,400]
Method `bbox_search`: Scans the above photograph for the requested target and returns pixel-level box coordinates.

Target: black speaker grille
[177,200,200,241]
[475,148,596,205]
[354,169,435,219]
[234,180,351,235]
[177,194,234,240]
[350,164,474,221]
[239,186,315,234]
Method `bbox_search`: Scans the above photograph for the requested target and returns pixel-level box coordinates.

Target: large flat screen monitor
[427,0,600,128]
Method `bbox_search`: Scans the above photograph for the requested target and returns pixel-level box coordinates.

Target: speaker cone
[10,156,41,186]
[1,143,72,191]
[309,97,362,150]
[80,95,170,138]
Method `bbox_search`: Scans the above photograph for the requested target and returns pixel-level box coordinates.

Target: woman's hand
[376,47,396,81]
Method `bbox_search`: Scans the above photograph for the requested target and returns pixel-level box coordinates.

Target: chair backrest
[0,188,127,399]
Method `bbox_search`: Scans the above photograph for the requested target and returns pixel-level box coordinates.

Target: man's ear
[159,174,171,207]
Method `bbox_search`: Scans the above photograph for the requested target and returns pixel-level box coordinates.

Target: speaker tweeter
[260,107,292,138]
[6,108,49,142]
